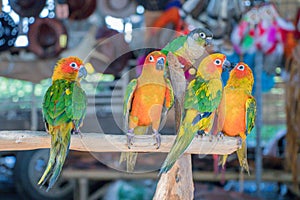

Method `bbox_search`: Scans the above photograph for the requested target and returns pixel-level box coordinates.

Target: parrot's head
[187,28,213,47]
[52,56,87,82]
[197,53,230,79]
[228,62,254,90]
[143,51,166,72]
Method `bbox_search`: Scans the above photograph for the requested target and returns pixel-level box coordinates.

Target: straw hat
[0,12,18,52]
[97,0,136,18]
[28,18,67,58]
[9,0,46,17]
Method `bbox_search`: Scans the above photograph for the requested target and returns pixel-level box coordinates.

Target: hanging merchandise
[68,0,97,20]
[9,0,46,17]
[98,0,137,18]
[183,0,244,40]
[0,12,19,52]
[27,18,68,59]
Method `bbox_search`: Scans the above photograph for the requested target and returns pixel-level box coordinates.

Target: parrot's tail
[119,152,138,172]
[119,126,148,172]
[236,140,250,175]
[159,110,199,175]
[38,123,72,191]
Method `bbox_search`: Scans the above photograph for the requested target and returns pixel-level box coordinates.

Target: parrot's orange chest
[130,83,166,126]
[223,88,248,137]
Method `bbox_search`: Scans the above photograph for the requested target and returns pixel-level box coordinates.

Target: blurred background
[0,0,299,199]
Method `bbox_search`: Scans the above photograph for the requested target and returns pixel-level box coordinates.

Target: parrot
[120,51,174,172]
[159,53,231,174]
[38,56,87,191]
[218,62,256,174]
[161,27,213,80]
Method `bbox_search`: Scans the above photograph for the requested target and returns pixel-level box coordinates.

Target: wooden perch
[0,131,240,154]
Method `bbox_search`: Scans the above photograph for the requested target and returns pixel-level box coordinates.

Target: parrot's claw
[217,132,224,140]
[196,130,205,138]
[126,132,135,149]
[152,131,161,149]
[71,129,83,138]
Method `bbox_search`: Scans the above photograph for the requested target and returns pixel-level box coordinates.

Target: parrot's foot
[217,132,224,140]
[126,132,135,149]
[152,131,161,149]
[196,130,206,138]
[71,129,83,138]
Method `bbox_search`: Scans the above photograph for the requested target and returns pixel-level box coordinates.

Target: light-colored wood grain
[153,154,194,200]
[0,130,240,154]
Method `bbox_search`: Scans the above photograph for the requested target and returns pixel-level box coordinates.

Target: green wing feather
[161,35,187,55]
[123,79,137,131]
[246,96,256,135]
[184,78,223,112]
[159,78,223,174]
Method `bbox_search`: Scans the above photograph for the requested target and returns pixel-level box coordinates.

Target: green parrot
[161,27,213,78]
[159,53,231,174]
[38,56,87,191]
[120,51,174,172]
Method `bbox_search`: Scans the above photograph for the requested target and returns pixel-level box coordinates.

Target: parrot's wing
[159,78,175,130]
[184,78,223,113]
[123,79,137,131]
[71,84,87,130]
[245,96,256,135]
[210,90,226,135]
[161,35,187,55]
[43,80,87,129]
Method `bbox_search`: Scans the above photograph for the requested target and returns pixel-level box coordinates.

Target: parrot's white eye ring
[70,62,78,68]
[237,65,245,71]
[214,59,222,65]
[149,56,154,62]
[199,32,206,39]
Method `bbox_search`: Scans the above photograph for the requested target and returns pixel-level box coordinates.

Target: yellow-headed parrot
[120,51,174,172]
[159,53,231,174]
[219,62,256,174]
[38,56,87,191]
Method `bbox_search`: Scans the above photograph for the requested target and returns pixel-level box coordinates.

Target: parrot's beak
[78,65,87,78]
[205,36,213,46]
[156,57,165,71]
[222,60,232,71]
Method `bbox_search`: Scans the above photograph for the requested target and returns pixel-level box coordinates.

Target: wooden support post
[154,52,194,199]
[153,154,194,200]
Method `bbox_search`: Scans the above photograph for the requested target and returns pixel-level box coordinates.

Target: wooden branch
[0,131,240,154]
[153,155,194,200]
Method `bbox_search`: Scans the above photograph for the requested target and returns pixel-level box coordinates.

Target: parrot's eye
[237,65,245,71]
[70,62,78,68]
[214,59,221,65]
[149,56,154,62]
[199,32,206,39]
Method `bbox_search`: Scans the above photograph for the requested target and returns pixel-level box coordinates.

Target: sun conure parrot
[218,62,256,174]
[38,56,87,191]
[159,53,231,174]
[120,51,174,172]
[161,27,213,80]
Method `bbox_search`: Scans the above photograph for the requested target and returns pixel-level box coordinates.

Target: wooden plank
[62,169,300,183]
[0,131,240,154]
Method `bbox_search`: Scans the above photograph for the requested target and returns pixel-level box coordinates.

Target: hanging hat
[28,18,68,59]
[68,0,97,20]
[9,0,46,17]
[97,0,136,18]
[0,12,18,52]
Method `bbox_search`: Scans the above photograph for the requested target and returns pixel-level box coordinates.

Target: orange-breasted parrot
[120,51,174,172]
[38,56,87,191]
[161,28,213,80]
[218,62,256,174]
[159,53,231,174]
